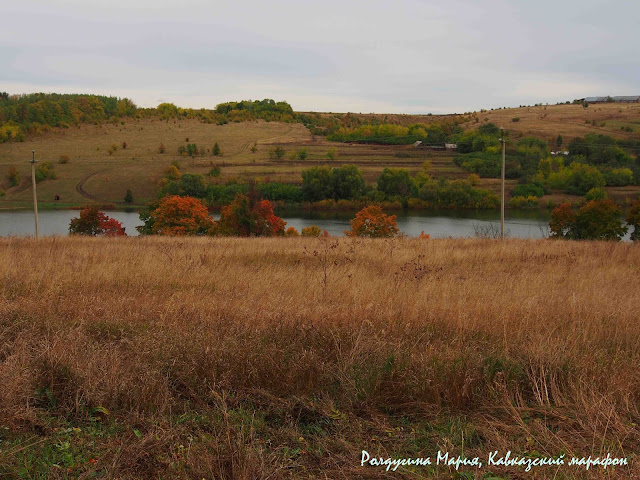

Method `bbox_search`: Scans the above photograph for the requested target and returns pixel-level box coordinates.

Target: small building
[445,143,458,150]
[581,96,640,104]
[413,141,423,147]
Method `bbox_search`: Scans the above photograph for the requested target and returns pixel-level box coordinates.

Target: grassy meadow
[2,102,640,210]
[1,236,639,478]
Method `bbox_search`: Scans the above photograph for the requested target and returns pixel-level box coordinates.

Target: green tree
[124,189,133,203]
[376,168,415,198]
[212,142,221,156]
[331,165,365,200]
[556,135,563,148]
[301,166,334,201]
[178,173,207,198]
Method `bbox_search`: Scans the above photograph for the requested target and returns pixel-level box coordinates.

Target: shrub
[158,143,166,154]
[257,182,303,202]
[301,225,323,237]
[285,226,300,237]
[512,183,544,198]
[585,187,607,201]
[511,117,520,122]
[208,166,221,177]
[345,205,399,238]
[326,148,337,160]
[212,142,222,156]
[186,143,198,157]
[297,148,308,160]
[122,141,128,149]
[7,166,20,187]
[58,155,70,164]
[269,146,285,159]
[34,162,56,183]
[509,195,539,209]
[69,207,126,236]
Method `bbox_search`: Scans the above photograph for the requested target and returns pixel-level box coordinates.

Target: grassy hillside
[1,236,639,478]
[1,102,639,209]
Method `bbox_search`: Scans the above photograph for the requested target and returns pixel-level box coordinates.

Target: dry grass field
[1,236,639,478]
[1,102,639,210]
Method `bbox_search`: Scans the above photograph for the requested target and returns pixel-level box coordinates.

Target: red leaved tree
[69,207,126,236]
[150,195,213,236]
[345,205,399,238]
[211,194,286,236]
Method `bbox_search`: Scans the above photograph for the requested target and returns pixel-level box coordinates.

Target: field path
[257,125,296,145]
[76,169,110,201]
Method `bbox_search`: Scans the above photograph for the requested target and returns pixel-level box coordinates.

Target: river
[0,209,554,238]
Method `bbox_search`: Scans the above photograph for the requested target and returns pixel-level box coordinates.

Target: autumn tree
[69,207,126,236]
[345,205,399,238]
[211,193,286,236]
[148,195,213,236]
[626,198,640,241]
[549,203,575,239]
[550,199,627,241]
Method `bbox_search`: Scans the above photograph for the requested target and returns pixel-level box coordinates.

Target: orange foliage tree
[211,193,286,236]
[150,195,213,236]
[69,206,126,236]
[345,205,399,238]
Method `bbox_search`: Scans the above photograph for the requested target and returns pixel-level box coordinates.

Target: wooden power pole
[500,128,506,240]
[30,150,39,238]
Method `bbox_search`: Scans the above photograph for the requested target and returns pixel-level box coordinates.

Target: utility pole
[30,150,39,238]
[500,128,506,240]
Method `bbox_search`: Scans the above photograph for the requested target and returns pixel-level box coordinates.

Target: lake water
[0,209,554,239]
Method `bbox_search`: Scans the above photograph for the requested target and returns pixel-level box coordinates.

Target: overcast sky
[2,0,638,114]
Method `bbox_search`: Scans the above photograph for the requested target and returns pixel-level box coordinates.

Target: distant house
[580,96,640,104]
[413,141,453,151]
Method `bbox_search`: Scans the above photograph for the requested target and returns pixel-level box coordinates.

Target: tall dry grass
[0,236,639,478]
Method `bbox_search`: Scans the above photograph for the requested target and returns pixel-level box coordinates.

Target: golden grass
[1,236,639,478]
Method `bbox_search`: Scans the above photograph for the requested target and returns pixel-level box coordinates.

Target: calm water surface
[0,209,552,238]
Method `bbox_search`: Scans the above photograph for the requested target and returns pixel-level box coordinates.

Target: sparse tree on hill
[124,189,133,204]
